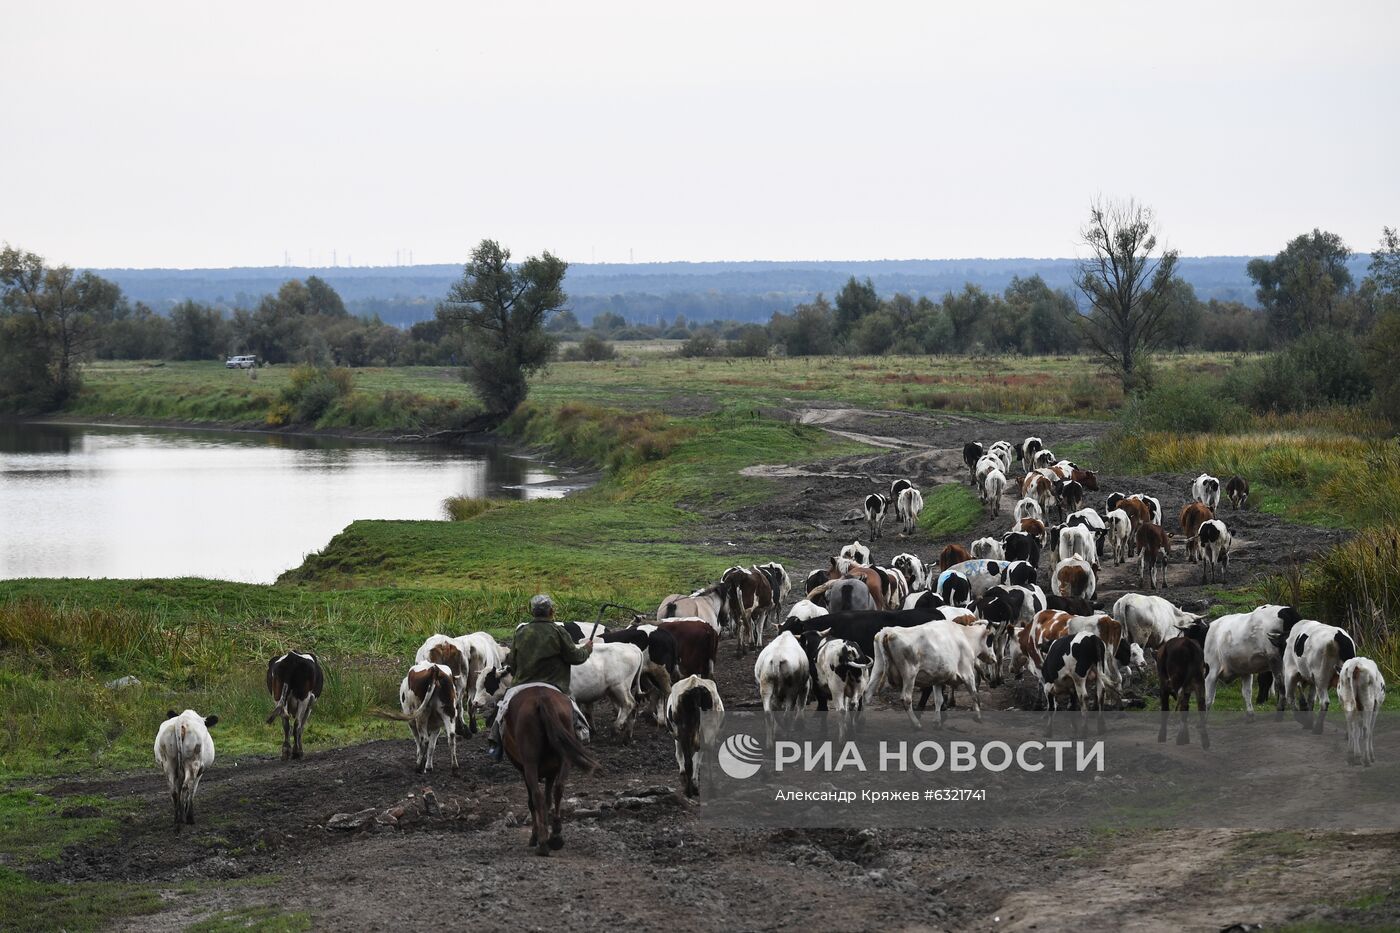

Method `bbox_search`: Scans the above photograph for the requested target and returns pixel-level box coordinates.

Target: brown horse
[826,557,886,610]
[501,685,598,856]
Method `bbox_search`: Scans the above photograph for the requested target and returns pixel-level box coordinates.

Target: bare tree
[1072,199,1180,391]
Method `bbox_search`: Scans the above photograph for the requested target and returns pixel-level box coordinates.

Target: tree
[1246,229,1353,339]
[1369,226,1400,315]
[437,239,567,419]
[1071,198,1181,391]
[834,276,879,338]
[769,296,835,356]
[0,246,120,409]
[168,300,230,360]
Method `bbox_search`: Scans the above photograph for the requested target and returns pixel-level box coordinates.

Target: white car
[225,355,257,369]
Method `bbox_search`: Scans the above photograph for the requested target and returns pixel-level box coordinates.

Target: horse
[657,581,730,634]
[825,557,886,610]
[500,685,599,856]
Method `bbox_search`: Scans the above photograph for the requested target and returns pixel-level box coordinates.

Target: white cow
[1338,657,1386,766]
[1112,593,1207,651]
[982,469,1007,516]
[154,709,218,829]
[891,553,927,592]
[868,620,996,728]
[1203,604,1304,718]
[970,536,1005,561]
[1198,519,1233,583]
[754,631,811,744]
[572,641,646,741]
[897,486,924,535]
[840,541,872,566]
[665,675,725,797]
[455,632,506,734]
[1105,508,1133,566]
[1013,497,1043,523]
[784,599,829,626]
[1281,620,1357,734]
[988,440,1015,473]
[1192,473,1222,511]
[1057,524,1099,571]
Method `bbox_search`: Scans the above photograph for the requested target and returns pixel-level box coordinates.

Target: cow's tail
[374,679,439,724]
[866,630,893,705]
[540,699,599,774]
[265,682,291,724]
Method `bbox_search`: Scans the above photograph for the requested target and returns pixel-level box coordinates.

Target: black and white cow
[864,494,889,540]
[1040,632,1106,737]
[962,442,984,486]
[1203,604,1304,718]
[892,552,927,592]
[1280,620,1357,733]
[1001,530,1043,569]
[265,651,324,761]
[1198,519,1232,583]
[665,675,724,797]
[839,541,872,566]
[1192,473,1222,511]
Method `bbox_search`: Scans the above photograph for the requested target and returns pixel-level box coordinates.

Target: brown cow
[1157,635,1210,748]
[827,558,887,610]
[657,617,720,678]
[939,544,972,570]
[1136,523,1171,590]
[1117,497,1151,556]
[1052,558,1096,601]
[1071,467,1099,491]
[1019,517,1047,546]
[1226,475,1250,510]
[722,565,774,658]
[1178,502,1214,564]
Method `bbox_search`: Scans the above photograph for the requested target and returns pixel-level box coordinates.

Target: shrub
[1226,332,1374,414]
[561,334,616,362]
[677,333,720,358]
[1116,377,1246,435]
[441,497,509,521]
[277,365,354,425]
[727,325,771,358]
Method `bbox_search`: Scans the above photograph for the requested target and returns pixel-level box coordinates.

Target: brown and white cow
[416,634,471,737]
[723,565,775,657]
[389,662,460,774]
[265,651,324,761]
[1178,501,1214,564]
[1052,556,1096,602]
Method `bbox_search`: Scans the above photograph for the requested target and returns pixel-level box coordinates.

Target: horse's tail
[540,699,598,774]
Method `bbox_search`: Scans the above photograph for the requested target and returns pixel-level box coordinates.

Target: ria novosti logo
[717,733,764,779]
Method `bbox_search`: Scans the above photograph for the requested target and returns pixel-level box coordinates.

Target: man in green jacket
[486,594,593,761]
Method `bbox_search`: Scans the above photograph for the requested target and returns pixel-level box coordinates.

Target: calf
[1179,502,1214,564]
[1192,473,1222,511]
[1338,657,1385,766]
[1135,523,1171,590]
[392,662,460,774]
[658,616,721,678]
[1156,633,1210,748]
[1226,475,1250,511]
[962,442,985,486]
[1040,632,1106,738]
[1198,519,1232,583]
[665,675,724,797]
[1052,555,1096,601]
[1204,604,1304,718]
[154,709,218,829]
[939,543,972,570]
[869,620,996,727]
[815,637,873,741]
[892,552,927,592]
[265,651,323,761]
[864,493,889,540]
[981,468,1007,516]
[839,541,872,566]
[1280,620,1356,733]
[896,486,924,535]
[970,536,1004,561]
[754,631,811,744]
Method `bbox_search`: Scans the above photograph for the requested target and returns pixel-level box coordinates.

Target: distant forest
[88,256,1374,329]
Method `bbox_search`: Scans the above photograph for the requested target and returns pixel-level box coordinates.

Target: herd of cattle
[153,434,1387,836]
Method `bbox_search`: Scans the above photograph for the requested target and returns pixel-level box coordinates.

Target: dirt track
[31,407,1395,931]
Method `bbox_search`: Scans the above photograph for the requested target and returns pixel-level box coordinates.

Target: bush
[677,333,720,358]
[561,334,616,362]
[727,325,771,358]
[442,496,509,521]
[1226,331,1374,414]
[272,365,354,425]
[1116,377,1246,435]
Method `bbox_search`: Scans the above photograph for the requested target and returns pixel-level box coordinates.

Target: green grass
[187,905,312,932]
[0,790,135,864]
[917,484,982,539]
[0,869,163,932]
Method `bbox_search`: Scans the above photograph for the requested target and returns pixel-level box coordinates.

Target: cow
[839,541,872,566]
[864,493,889,540]
[902,589,947,611]
[1052,555,1096,601]
[1338,657,1385,766]
[890,478,913,507]
[722,564,774,657]
[962,442,985,486]
[1071,467,1099,491]
[665,675,724,797]
[876,565,911,609]
[456,632,507,735]
[1013,497,1044,523]
[892,552,927,592]
[1104,508,1133,565]
[603,626,679,724]
[1114,497,1151,556]
[1018,517,1048,547]
[1033,449,1056,470]
[807,576,877,613]
[754,631,811,744]
[658,581,729,634]
[1021,471,1056,518]
[936,569,970,607]
[1136,523,1171,590]
[988,440,1015,473]
[1192,473,1222,511]
[571,641,646,741]
[1179,502,1214,564]
[868,619,996,727]
[974,583,1045,682]
[756,562,793,627]
[1001,531,1042,569]
[780,607,944,660]
[939,543,972,570]
[1203,604,1305,718]
[784,599,829,626]
[1280,620,1357,734]
[155,709,218,829]
[1156,631,1210,748]
[981,469,1007,516]
[1053,479,1084,522]
[1226,475,1250,511]
[1020,436,1044,474]
[1198,519,1232,583]
[1002,560,1039,588]
[814,638,873,742]
[415,634,471,737]
[804,568,827,595]
[1066,508,1108,559]
[393,662,460,774]
[970,536,1004,561]
[1029,609,1130,701]
[896,486,924,535]
[1057,524,1099,571]
[976,454,1005,489]
[1131,493,1163,525]
[1112,593,1208,651]
[265,651,323,761]
[1040,632,1106,737]
[827,557,888,609]
[658,616,721,678]
[940,559,1015,601]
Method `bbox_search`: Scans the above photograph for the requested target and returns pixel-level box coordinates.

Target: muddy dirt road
[29,408,1394,931]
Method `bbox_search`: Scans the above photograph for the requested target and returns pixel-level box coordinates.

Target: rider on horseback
[486,594,594,761]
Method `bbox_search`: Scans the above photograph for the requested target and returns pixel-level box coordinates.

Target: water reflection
[0,422,571,583]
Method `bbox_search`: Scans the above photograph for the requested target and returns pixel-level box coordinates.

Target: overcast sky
[4,1,1396,269]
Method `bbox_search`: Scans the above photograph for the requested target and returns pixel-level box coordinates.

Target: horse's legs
[522,761,544,850]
